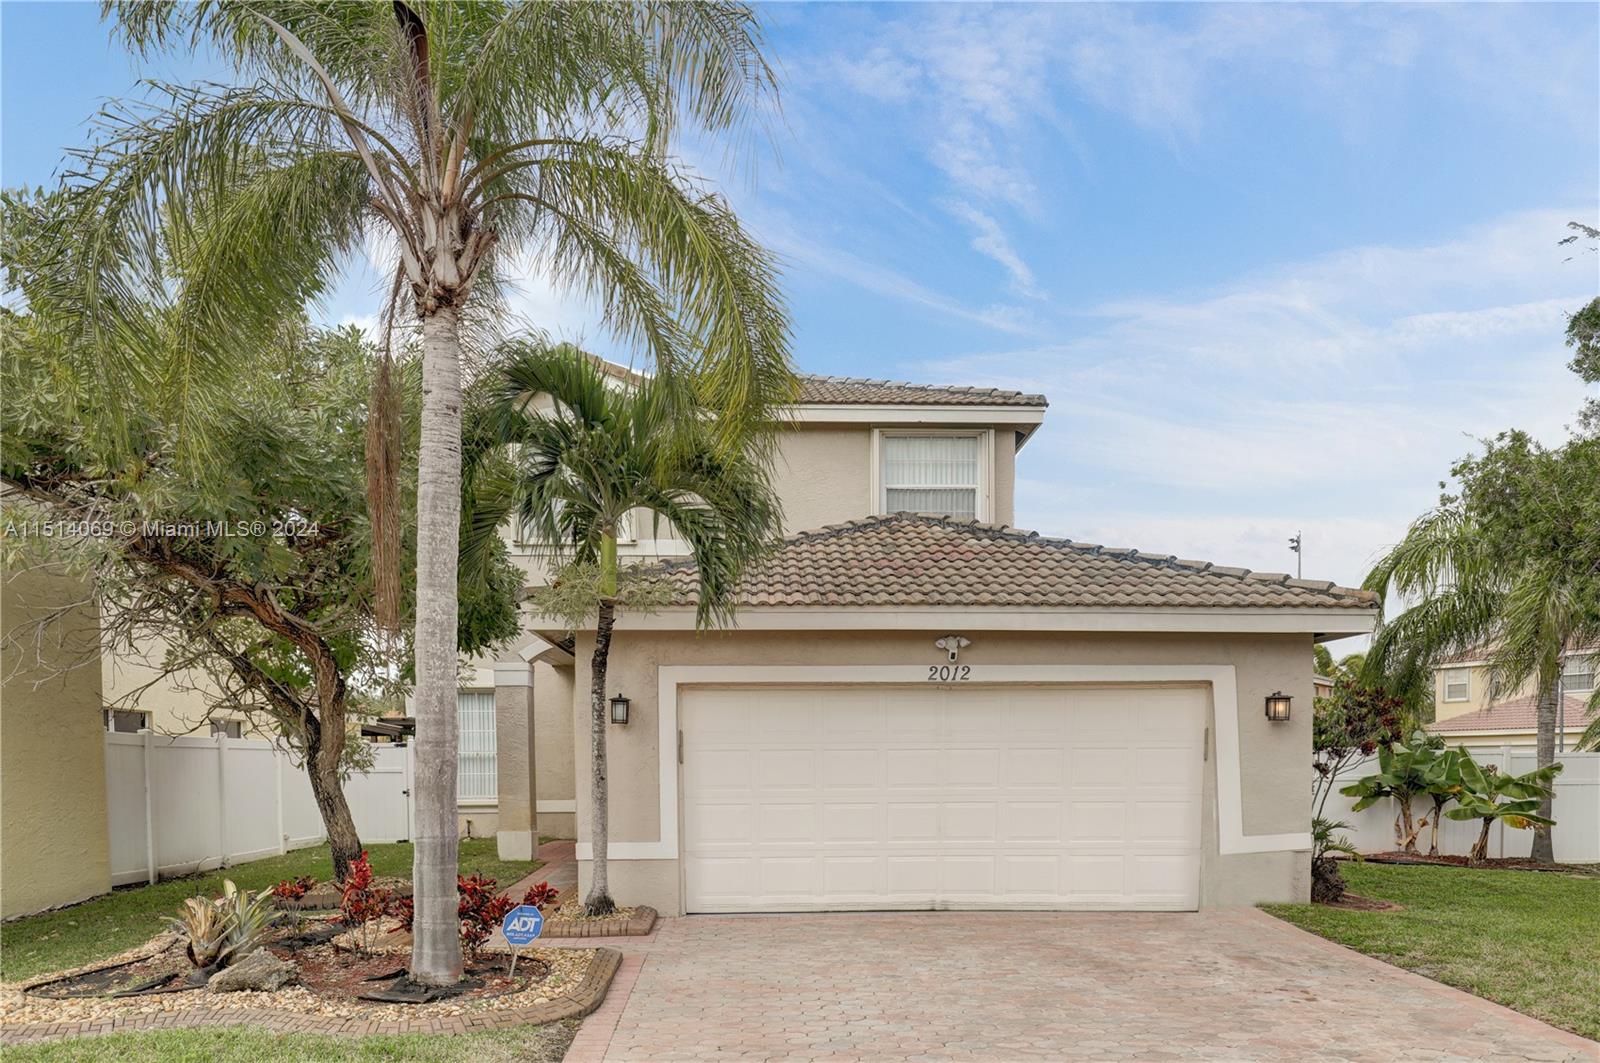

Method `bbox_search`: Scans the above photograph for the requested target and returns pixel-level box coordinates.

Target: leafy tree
[82,1,792,984]
[1445,759,1563,864]
[1363,301,1600,861]
[1312,679,1403,821]
[469,344,783,915]
[1,312,522,880]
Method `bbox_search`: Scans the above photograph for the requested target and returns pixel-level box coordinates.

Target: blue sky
[4,2,1597,607]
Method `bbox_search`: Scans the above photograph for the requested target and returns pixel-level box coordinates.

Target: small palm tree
[474,342,783,914]
[80,1,791,984]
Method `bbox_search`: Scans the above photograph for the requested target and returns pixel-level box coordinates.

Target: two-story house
[1429,645,1597,748]
[462,369,1376,914]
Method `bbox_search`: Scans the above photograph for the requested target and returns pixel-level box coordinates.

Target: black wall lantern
[1264,691,1292,722]
[609,693,631,725]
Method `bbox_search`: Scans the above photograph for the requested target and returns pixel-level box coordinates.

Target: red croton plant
[393,876,561,963]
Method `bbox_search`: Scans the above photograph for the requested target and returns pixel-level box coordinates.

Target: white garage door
[681,684,1205,913]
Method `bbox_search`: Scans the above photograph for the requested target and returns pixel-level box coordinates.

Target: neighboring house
[1432,644,1597,747]
[1313,674,1335,699]
[99,633,263,740]
[1428,692,1596,749]
[1,564,112,918]
[475,371,1377,913]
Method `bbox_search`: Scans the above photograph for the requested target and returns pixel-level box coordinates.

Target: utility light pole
[1288,531,1302,580]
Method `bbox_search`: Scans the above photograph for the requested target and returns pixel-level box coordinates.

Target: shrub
[271,875,317,901]
[458,873,516,962]
[339,852,394,952]
[520,881,560,910]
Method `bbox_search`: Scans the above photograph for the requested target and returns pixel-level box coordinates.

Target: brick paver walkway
[580,909,1596,1061]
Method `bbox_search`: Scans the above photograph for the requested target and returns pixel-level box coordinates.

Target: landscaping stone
[207,950,299,993]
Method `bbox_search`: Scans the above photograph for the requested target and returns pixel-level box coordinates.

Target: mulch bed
[1319,891,1403,912]
[540,903,657,938]
[1362,852,1600,874]
[6,915,598,1030]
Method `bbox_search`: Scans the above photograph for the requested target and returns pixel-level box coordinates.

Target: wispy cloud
[923,207,1595,591]
[943,201,1045,300]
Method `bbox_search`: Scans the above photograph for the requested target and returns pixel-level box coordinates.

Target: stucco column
[493,661,538,860]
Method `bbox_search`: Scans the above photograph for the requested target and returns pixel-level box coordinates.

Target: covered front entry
[680,683,1206,913]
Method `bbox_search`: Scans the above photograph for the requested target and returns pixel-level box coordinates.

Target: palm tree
[1364,439,1600,862]
[80,2,792,983]
[470,342,783,915]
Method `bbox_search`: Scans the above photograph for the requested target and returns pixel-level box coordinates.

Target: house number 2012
[927,664,971,682]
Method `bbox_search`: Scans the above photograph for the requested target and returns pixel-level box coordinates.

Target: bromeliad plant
[1445,760,1564,864]
[166,880,280,971]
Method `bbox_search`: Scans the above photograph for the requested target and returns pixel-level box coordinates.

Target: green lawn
[0,839,538,984]
[1263,861,1600,1040]
[0,1022,578,1063]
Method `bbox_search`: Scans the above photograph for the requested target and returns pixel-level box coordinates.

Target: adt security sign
[503,905,544,946]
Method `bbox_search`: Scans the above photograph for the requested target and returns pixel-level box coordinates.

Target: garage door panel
[886,802,939,839]
[1002,801,1063,841]
[1070,745,1131,787]
[885,749,939,787]
[940,802,997,839]
[682,685,1203,912]
[948,748,1000,787]
[821,802,880,843]
[686,801,754,845]
[1007,747,1066,787]
[821,748,879,788]
[1066,801,1127,841]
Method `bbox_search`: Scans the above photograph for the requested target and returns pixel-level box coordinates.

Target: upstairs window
[1443,668,1470,702]
[457,692,497,801]
[881,433,983,519]
[1562,655,1595,693]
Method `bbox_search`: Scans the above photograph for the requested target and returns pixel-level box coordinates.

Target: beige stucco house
[476,373,1376,914]
[1430,646,1596,748]
[1,565,112,918]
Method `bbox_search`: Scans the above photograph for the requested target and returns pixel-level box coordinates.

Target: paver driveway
[570,909,1596,1062]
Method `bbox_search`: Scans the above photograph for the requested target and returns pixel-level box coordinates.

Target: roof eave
[541,604,1378,636]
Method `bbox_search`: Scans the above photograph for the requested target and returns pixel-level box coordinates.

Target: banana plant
[1340,733,1439,853]
[1418,747,1471,857]
[1444,759,1563,863]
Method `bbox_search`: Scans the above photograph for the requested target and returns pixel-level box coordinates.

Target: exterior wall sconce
[1264,691,1292,722]
[609,693,631,725]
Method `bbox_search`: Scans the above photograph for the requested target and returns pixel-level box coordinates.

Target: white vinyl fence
[1319,748,1600,863]
[105,733,415,886]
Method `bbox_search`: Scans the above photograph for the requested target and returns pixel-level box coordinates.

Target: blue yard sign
[502,904,544,946]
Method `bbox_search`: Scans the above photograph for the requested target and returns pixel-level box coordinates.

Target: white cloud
[943,201,1044,301]
[920,208,1595,592]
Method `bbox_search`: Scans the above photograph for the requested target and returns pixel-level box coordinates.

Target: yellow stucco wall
[1434,663,1536,721]
[1,565,112,918]
[101,632,264,738]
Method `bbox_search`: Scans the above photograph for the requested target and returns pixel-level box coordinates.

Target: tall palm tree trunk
[585,595,618,917]
[1531,680,1558,864]
[410,306,465,985]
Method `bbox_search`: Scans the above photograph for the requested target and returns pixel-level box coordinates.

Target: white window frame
[210,719,244,739]
[1561,655,1595,693]
[456,690,498,804]
[870,428,993,522]
[1443,667,1470,702]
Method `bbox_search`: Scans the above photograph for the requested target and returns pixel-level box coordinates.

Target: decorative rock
[206,950,298,993]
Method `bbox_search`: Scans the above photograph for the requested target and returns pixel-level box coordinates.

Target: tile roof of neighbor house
[1428,693,1597,734]
[657,513,1378,611]
[795,375,1048,408]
